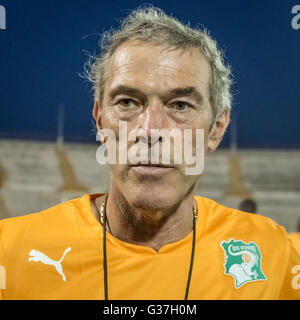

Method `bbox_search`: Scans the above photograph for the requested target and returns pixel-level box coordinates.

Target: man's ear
[93,99,102,131]
[207,110,230,152]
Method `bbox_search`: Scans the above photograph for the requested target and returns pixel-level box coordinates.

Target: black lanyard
[100,194,197,300]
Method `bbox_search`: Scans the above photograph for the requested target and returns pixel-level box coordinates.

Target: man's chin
[111,167,194,209]
[124,185,180,211]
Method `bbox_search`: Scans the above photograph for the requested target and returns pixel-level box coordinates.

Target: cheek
[100,106,121,132]
[183,115,213,161]
[189,113,213,141]
[200,111,214,141]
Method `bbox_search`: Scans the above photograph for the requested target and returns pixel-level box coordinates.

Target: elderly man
[0,7,300,300]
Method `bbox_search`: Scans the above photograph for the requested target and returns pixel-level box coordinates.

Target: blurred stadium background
[0,0,300,233]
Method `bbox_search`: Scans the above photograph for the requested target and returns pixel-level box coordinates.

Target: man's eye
[117,99,136,108]
[171,101,192,112]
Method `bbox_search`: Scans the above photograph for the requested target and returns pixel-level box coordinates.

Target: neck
[96,183,197,252]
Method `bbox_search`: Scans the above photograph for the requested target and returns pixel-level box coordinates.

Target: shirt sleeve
[279,236,300,299]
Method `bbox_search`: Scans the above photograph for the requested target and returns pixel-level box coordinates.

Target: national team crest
[221,239,267,288]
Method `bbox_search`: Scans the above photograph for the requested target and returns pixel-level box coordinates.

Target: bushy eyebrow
[109,85,145,100]
[109,85,203,104]
[168,87,203,104]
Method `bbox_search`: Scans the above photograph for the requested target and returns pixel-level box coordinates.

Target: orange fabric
[289,233,300,254]
[0,194,300,300]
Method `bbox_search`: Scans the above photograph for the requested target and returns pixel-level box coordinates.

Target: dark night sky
[0,0,299,148]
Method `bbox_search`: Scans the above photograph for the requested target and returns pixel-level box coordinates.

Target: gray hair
[84,6,232,120]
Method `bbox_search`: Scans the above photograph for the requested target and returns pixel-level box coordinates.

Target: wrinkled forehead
[105,40,212,95]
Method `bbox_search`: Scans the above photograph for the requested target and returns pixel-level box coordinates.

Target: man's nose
[137,102,168,143]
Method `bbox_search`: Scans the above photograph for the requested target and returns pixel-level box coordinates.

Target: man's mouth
[131,163,174,168]
[130,163,174,175]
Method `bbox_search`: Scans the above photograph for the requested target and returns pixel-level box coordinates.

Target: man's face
[94,40,227,210]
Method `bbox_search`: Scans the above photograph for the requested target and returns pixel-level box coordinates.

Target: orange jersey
[289,233,300,254]
[0,194,300,300]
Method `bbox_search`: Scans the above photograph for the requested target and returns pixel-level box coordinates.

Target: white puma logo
[28,247,71,281]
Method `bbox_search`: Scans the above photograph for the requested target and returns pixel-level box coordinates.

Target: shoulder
[0,195,91,251]
[0,195,83,230]
[194,196,300,282]
[195,195,289,244]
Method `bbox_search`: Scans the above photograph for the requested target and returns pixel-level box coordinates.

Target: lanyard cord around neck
[100,194,197,300]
